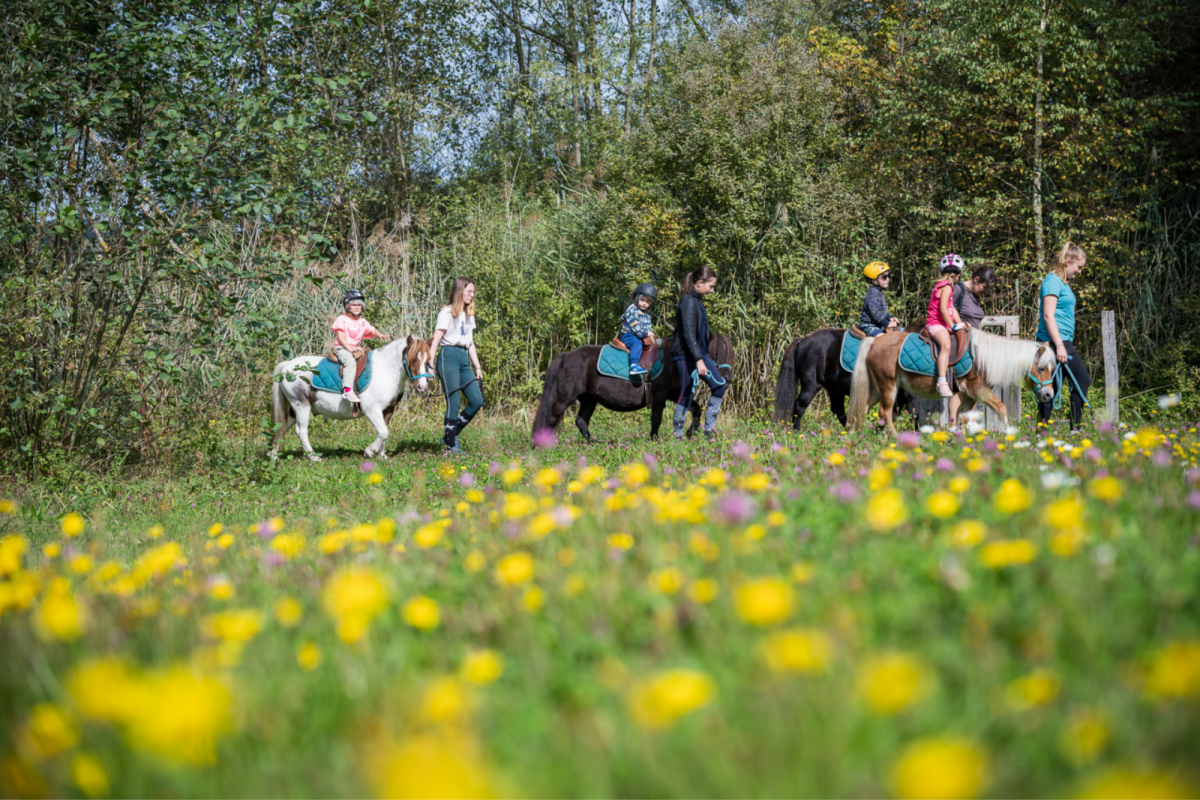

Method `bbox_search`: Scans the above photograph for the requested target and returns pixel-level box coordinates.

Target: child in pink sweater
[926,255,965,397]
[332,289,389,402]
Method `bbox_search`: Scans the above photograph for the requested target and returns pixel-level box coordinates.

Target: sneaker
[936,379,952,398]
[344,390,362,403]
[629,364,648,376]
[704,430,718,440]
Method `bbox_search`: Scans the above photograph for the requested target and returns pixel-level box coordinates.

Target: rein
[1027,356,1089,410]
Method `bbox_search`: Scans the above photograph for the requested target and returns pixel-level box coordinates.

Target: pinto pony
[847,329,1058,433]
[269,335,433,461]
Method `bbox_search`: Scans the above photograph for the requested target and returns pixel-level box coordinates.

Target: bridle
[1026,353,1088,411]
[403,343,435,382]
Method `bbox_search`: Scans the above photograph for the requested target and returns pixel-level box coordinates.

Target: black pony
[532,334,734,443]
[773,327,916,430]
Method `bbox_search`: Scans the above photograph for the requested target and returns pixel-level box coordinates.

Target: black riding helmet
[343,289,366,311]
[633,283,658,303]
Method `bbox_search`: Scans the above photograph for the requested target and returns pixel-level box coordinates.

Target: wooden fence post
[1102,309,1119,424]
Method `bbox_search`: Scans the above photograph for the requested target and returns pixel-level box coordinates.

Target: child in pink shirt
[926,254,965,397]
[332,289,389,402]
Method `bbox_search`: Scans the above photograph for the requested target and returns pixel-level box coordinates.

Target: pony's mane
[971,329,1052,386]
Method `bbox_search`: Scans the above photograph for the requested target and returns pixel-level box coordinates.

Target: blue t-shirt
[1035,273,1076,343]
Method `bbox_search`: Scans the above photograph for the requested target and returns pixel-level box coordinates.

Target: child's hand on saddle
[353,347,365,359]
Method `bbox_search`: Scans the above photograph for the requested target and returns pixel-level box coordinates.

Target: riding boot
[442,418,458,449]
[672,403,688,439]
[703,395,724,434]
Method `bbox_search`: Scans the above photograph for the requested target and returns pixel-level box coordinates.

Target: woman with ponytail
[1036,242,1091,430]
[670,266,726,439]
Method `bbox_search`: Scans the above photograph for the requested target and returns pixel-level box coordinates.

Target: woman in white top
[429,277,484,451]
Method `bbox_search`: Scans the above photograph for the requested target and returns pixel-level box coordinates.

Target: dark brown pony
[531,334,734,443]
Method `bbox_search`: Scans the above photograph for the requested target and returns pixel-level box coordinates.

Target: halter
[403,343,435,382]
[1027,355,1090,410]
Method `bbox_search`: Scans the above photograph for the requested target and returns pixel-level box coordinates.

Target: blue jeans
[620,332,643,367]
[860,325,885,337]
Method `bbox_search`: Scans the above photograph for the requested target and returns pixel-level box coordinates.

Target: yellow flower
[1005,668,1061,711]
[465,488,485,504]
[1135,427,1161,449]
[216,533,235,549]
[274,597,303,626]
[502,464,525,486]
[790,561,815,583]
[364,728,497,799]
[766,511,785,527]
[734,577,795,626]
[502,493,537,519]
[737,472,771,492]
[61,513,86,537]
[437,463,457,481]
[67,658,139,723]
[949,519,987,549]
[1089,476,1124,503]
[827,452,845,466]
[557,548,577,567]
[71,753,109,797]
[130,542,186,588]
[35,580,86,641]
[463,551,486,573]
[687,578,720,604]
[579,464,606,485]
[413,522,445,549]
[526,512,558,539]
[323,566,389,643]
[42,543,61,559]
[533,467,561,488]
[367,472,383,485]
[297,642,321,671]
[966,458,988,473]
[125,666,234,765]
[699,468,728,486]
[948,476,971,494]
[1047,495,1085,530]
[0,533,28,576]
[1050,528,1087,557]
[760,628,835,674]
[207,523,224,537]
[0,498,17,514]
[649,567,685,595]
[68,554,92,574]
[270,532,305,559]
[868,467,892,491]
[994,479,1032,514]
[461,650,504,685]
[1143,640,1200,699]
[980,539,1038,569]
[607,532,634,550]
[402,596,441,630]
[866,488,908,531]
[564,574,586,597]
[522,586,544,613]
[1075,767,1194,800]
[147,524,164,539]
[889,737,989,800]
[202,609,265,644]
[494,551,534,586]
[208,577,235,600]
[1060,709,1109,765]
[626,669,716,730]
[856,652,932,714]
[926,490,959,519]
[19,703,79,758]
[621,463,651,488]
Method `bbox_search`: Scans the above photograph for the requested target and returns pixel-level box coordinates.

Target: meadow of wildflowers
[2,413,1199,798]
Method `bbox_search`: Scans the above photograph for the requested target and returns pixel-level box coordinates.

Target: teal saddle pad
[598,345,664,382]
[308,352,373,395]
[839,332,865,373]
[898,332,974,378]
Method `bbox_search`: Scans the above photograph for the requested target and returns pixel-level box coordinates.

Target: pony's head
[1026,344,1058,404]
[405,335,433,394]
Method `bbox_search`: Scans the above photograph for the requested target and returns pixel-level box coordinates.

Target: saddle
[848,325,867,340]
[916,326,970,368]
[609,336,661,372]
[326,349,370,385]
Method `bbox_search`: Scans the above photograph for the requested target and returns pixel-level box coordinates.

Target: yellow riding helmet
[863,261,890,280]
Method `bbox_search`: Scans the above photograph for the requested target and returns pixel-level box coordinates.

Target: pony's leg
[827,390,846,428]
[970,385,1008,428]
[879,383,898,434]
[687,397,703,437]
[650,390,666,439]
[293,404,321,462]
[575,397,598,442]
[362,405,390,459]
[269,409,292,459]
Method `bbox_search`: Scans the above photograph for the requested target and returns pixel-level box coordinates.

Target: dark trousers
[1036,339,1091,430]
[436,346,484,423]
[674,354,728,406]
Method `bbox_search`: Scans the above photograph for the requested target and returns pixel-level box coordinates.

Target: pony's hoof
[306,453,322,463]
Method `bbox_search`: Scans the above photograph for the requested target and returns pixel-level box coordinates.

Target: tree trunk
[648,0,657,86]
[511,0,527,80]
[566,0,582,168]
[1032,5,1047,268]
[625,0,637,136]
[586,0,601,117]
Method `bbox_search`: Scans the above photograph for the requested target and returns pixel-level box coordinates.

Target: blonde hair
[1051,242,1085,278]
[443,276,475,318]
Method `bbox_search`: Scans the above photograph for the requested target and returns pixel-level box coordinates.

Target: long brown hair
[443,276,475,318]
[1051,242,1085,278]
[680,265,718,297]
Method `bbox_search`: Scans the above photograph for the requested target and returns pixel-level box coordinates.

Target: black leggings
[1036,339,1091,429]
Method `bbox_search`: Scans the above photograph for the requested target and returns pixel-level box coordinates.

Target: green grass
[2,409,1199,798]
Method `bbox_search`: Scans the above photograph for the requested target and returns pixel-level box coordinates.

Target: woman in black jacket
[670,266,726,439]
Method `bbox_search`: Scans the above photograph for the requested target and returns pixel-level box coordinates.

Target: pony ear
[406,334,414,347]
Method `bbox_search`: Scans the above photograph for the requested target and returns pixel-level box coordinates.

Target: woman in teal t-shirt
[1036,242,1089,430]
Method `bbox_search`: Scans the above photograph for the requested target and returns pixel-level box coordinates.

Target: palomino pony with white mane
[269,335,434,461]
[847,329,1058,433]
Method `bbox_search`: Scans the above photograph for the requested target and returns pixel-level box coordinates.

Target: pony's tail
[531,353,565,442]
[847,337,876,430]
[773,339,800,423]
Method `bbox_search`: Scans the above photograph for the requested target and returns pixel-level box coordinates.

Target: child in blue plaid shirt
[620,283,658,375]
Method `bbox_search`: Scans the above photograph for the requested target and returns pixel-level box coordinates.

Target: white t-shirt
[435,307,476,346]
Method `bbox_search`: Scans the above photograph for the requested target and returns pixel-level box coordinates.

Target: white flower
[1005,426,1020,436]
[1040,471,1079,489]
[1014,440,1032,449]
[1123,431,1137,440]
[919,425,935,434]
[1158,394,1181,409]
